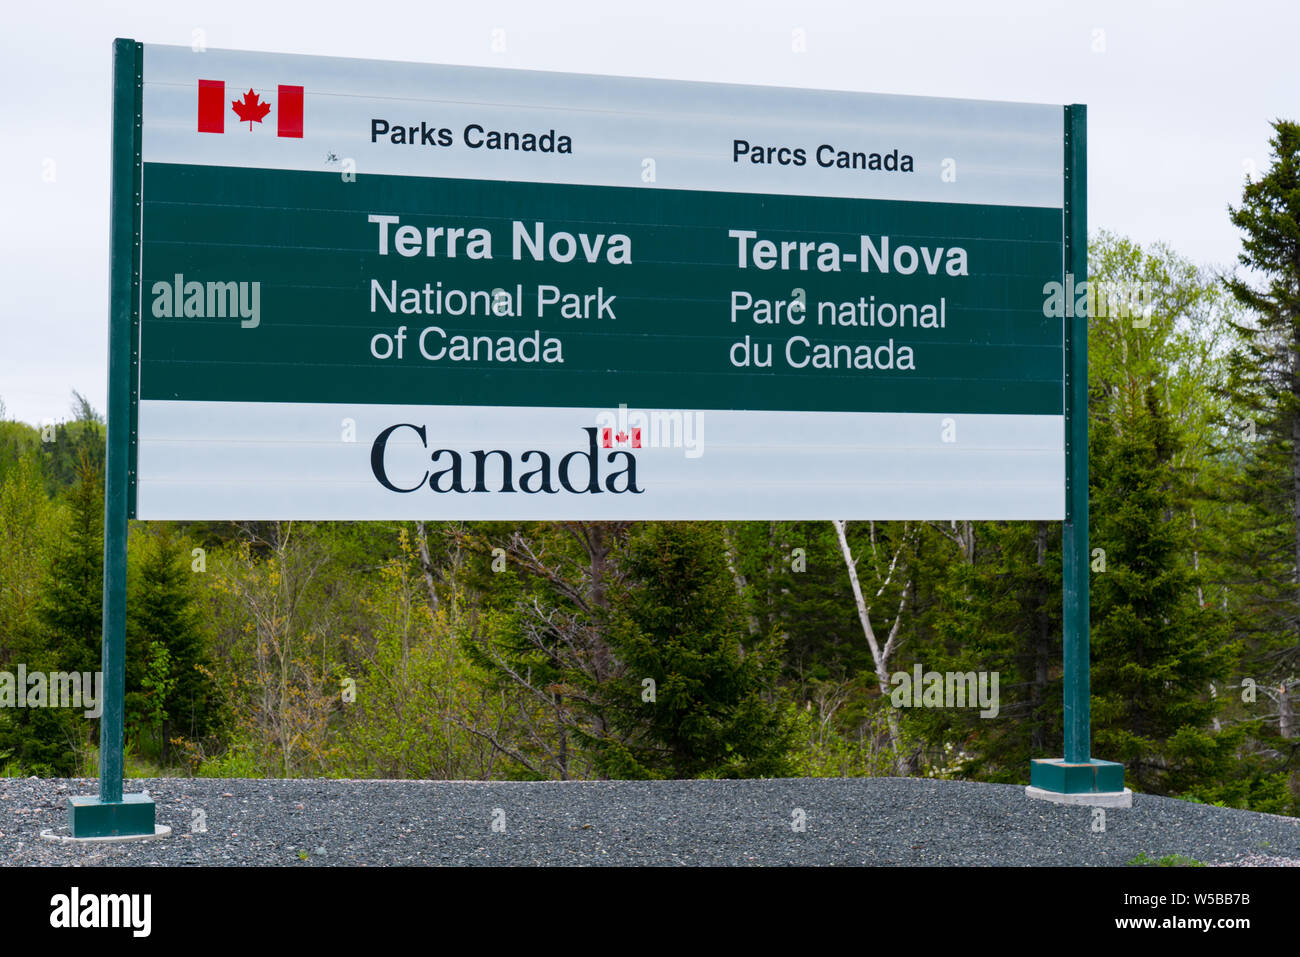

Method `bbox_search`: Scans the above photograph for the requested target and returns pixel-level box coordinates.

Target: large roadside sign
[128,43,1068,521]
[76,39,1104,840]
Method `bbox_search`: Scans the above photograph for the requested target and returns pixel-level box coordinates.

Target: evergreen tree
[456,520,628,780]
[35,453,104,676]
[37,393,105,497]
[727,520,876,684]
[1089,384,1236,793]
[0,452,54,666]
[0,420,44,488]
[916,521,1062,781]
[1215,121,1300,801]
[594,522,794,779]
[1221,120,1300,669]
[127,525,225,760]
[0,453,103,774]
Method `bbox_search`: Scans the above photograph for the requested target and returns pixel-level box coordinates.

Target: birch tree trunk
[832,519,911,775]
[414,521,440,614]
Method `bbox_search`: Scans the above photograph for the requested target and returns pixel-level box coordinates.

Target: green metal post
[1028,105,1124,797]
[99,36,140,805]
[67,38,155,837]
[1062,103,1090,765]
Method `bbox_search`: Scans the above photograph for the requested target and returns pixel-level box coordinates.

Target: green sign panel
[119,41,1070,522]
[143,165,1062,415]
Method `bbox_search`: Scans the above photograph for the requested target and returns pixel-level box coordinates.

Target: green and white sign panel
[132,43,1066,521]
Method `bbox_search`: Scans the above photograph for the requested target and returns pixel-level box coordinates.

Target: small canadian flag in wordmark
[601,428,641,449]
[197,80,303,137]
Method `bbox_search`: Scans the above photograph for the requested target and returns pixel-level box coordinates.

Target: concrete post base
[1025,785,1133,808]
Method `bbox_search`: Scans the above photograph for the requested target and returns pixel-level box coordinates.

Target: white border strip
[137,400,1064,520]
[141,44,1063,208]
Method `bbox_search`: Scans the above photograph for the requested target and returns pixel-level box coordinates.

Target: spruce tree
[594,522,794,779]
[0,453,104,773]
[0,452,54,666]
[917,520,1062,781]
[127,525,225,760]
[35,453,104,676]
[1222,120,1300,667]
[1217,120,1300,801]
[38,393,105,497]
[1089,384,1236,793]
[727,520,877,683]
[456,520,626,779]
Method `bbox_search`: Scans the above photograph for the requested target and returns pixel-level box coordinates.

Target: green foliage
[138,642,175,738]
[0,454,104,774]
[38,420,105,499]
[333,530,513,779]
[127,524,226,760]
[1179,769,1297,816]
[593,522,795,779]
[1225,120,1300,326]
[204,522,350,776]
[1127,852,1206,867]
[196,742,264,778]
[1090,384,1237,793]
[34,454,105,676]
[79,740,182,780]
[454,520,628,780]
[913,520,1063,782]
[0,451,55,666]
[1219,121,1300,666]
[786,697,901,778]
[728,521,873,682]
[0,420,43,488]
[1215,120,1300,802]
[0,701,83,777]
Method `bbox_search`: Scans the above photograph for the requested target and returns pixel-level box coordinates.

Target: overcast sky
[1,0,1296,426]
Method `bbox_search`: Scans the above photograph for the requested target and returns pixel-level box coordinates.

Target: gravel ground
[2,776,1298,866]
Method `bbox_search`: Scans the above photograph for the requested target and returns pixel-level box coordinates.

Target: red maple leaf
[232,89,271,131]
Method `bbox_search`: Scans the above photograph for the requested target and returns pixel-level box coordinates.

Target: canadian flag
[197,80,303,137]
[601,428,641,449]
